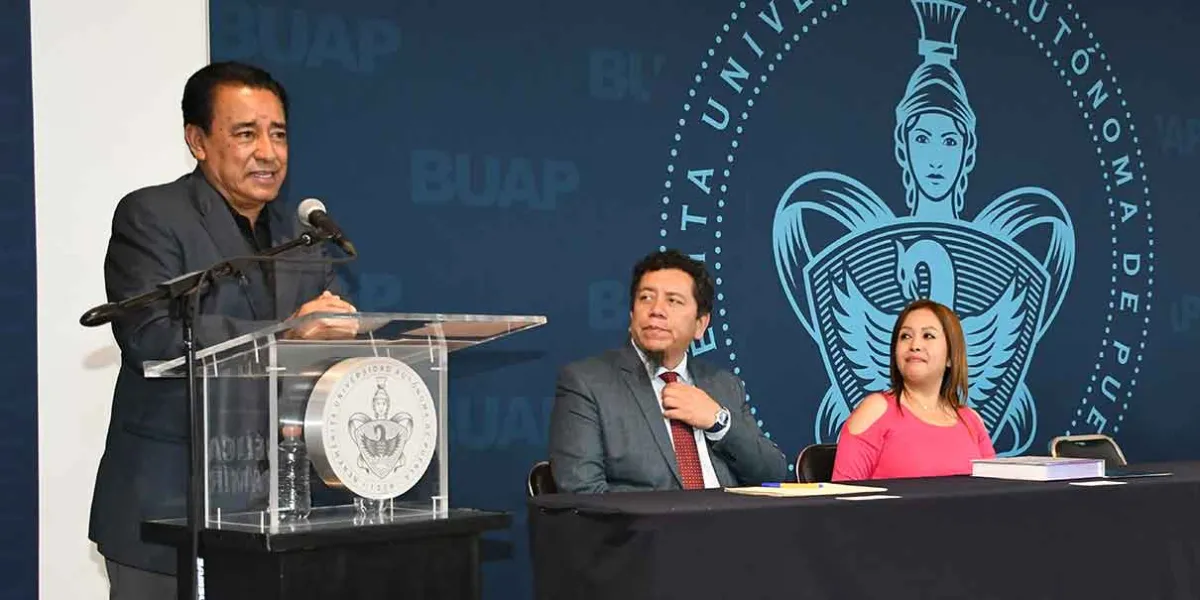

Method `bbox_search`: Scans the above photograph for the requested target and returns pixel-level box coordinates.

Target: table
[143,507,510,600]
[528,461,1200,600]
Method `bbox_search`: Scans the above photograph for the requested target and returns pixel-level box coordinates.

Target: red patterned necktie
[660,371,704,490]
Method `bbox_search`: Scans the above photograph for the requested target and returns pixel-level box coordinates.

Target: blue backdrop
[1,0,36,597]
[3,0,1198,599]
[206,0,1200,597]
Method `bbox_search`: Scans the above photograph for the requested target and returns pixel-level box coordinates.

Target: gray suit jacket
[88,168,342,574]
[549,344,789,493]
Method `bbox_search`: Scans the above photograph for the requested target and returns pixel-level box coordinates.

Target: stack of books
[970,456,1105,481]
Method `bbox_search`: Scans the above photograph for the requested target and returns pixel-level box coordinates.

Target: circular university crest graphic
[304,356,438,499]
[657,0,1154,456]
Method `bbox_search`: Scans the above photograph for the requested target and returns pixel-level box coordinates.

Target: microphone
[298,197,357,257]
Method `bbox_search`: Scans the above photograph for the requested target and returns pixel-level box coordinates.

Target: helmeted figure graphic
[772,0,1075,455]
[348,377,414,478]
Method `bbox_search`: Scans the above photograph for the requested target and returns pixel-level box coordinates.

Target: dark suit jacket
[88,169,342,574]
[549,344,789,493]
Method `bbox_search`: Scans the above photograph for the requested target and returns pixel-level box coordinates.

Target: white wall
[31,1,208,598]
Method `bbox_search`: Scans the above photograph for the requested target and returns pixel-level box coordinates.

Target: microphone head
[297,197,327,227]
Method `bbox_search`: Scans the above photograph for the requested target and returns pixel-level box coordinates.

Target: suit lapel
[269,206,303,318]
[616,346,682,487]
[690,361,720,411]
[188,170,270,320]
[689,360,736,487]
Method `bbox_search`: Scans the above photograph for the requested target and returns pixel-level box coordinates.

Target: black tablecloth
[528,461,1200,600]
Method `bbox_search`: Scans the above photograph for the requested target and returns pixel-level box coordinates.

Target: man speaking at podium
[88,61,356,600]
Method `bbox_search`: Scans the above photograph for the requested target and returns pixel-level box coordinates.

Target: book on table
[970,456,1105,481]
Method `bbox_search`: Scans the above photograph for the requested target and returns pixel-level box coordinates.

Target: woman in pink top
[832,299,996,481]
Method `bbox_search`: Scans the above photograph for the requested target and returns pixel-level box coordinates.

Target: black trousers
[105,560,176,600]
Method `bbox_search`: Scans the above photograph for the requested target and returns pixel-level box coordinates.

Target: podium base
[143,508,510,600]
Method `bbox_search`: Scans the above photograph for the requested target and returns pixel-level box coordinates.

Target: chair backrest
[1049,434,1127,468]
[527,460,558,497]
[795,443,838,483]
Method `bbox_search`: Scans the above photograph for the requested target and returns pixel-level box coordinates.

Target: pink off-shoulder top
[832,391,997,481]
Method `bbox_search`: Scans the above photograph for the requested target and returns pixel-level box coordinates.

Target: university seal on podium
[304,356,437,500]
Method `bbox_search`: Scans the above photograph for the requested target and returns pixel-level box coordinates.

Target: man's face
[186,84,288,213]
[629,268,710,366]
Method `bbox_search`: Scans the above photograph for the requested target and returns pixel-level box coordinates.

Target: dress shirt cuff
[704,419,731,442]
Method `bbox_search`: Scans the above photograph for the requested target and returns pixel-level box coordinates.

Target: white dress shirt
[631,340,731,489]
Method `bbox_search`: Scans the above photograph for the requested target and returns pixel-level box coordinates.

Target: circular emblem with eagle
[304,356,438,500]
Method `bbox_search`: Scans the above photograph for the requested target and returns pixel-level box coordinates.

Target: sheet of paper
[1069,480,1128,487]
[724,483,888,497]
[837,494,902,501]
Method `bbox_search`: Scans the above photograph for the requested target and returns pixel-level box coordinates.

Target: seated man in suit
[550,249,788,493]
[89,61,356,600]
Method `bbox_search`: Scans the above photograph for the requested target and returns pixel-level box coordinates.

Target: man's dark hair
[182,61,289,133]
[629,249,715,316]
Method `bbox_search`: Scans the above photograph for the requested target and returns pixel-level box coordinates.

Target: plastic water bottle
[278,424,311,520]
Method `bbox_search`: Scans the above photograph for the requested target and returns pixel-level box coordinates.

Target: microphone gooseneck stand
[80,230,330,600]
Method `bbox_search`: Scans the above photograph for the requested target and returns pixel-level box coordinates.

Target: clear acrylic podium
[140,311,545,600]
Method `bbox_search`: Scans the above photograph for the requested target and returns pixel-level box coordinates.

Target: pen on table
[762,482,824,488]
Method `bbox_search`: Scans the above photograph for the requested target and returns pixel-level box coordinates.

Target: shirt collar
[219,193,272,229]
[630,337,691,385]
